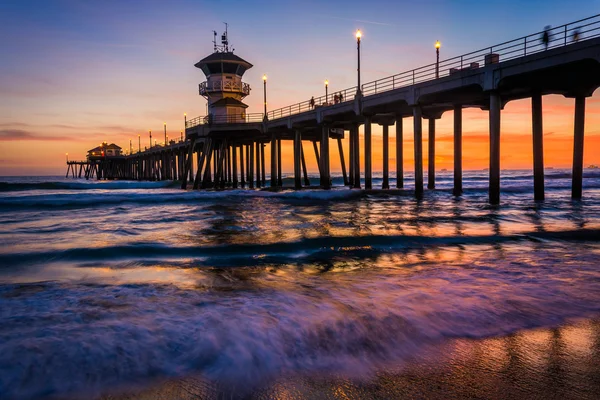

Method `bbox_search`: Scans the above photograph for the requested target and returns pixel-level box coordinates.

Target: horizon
[1,1,600,176]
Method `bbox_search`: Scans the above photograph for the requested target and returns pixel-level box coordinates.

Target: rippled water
[1,170,600,399]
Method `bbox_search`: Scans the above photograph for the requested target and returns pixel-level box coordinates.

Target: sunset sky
[1,0,599,176]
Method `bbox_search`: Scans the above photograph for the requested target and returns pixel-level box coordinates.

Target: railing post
[524,37,527,56]
[375,81,377,93]
[412,70,415,85]
[461,56,463,69]
[392,75,395,89]
[565,25,567,45]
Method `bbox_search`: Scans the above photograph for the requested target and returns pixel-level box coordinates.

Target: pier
[69,15,600,203]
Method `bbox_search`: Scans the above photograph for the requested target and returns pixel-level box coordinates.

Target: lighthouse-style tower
[195,25,253,124]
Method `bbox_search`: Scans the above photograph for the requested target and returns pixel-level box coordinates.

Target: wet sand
[102,318,600,400]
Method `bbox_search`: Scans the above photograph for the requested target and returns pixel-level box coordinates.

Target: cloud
[0,129,74,141]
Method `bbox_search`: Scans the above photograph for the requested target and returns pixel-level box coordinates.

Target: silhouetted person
[572,28,580,42]
[339,92,343,102]
[542,26,551,50]
[334,94,339,104]
[309,96,315,109]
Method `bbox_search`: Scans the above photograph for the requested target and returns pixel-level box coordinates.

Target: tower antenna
[221,22,229,52]
[212,30,217,52]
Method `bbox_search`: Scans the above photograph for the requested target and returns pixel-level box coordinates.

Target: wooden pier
[68,15,600,204]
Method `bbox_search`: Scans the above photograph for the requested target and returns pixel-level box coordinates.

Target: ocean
[1,170,600,399]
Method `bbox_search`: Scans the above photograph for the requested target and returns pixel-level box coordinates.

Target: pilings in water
[572,95,586,200]
[396,116,403,189]
[453,105,463,196]
[427,118,436,190]
[532,92,545,201]
[413,106,424,198]
[489,92,501,205]
[71,89,592,203]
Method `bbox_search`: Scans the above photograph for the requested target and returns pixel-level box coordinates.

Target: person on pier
[309,96,315,109]
[542,26,550,50]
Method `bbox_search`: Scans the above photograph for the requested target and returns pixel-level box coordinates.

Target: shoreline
[101,318,600,400]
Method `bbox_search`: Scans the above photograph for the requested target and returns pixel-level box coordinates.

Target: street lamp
[435,40,441,79]
[184,112,187,130]
[356,30,362,96]
[138,135,141,153]
[263,74,267,120]
[149,130,152,148]
[325,79,329,104]
[180,130,183,141]
[130,139,132,154]
[163,122,167,146]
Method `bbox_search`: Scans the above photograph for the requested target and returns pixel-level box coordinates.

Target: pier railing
[267,13,600,119]
[186,112,264,128]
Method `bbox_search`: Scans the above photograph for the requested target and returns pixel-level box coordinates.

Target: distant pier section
[69,15,600,203]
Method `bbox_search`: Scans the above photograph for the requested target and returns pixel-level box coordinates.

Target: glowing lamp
[435,40,441,49]
[356,30,362,39]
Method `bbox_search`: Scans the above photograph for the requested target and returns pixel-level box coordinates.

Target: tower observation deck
[195,26,253,124]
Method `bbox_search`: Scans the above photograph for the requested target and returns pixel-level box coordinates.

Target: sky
[0,0,599,175]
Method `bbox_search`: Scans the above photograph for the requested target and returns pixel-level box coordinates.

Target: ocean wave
[2,229,598,268]
[0,180,179,192]
[1,250,600,399]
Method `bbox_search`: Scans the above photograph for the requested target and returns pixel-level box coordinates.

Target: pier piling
[489,92,501,205]
[532,92,545,201]
[572,95,586,200]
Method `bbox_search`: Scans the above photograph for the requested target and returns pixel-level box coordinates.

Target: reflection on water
[1,172,600,399]
[116,320,600,399]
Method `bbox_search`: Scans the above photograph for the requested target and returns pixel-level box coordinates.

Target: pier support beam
[532,92,545,201]
[352,124,361,189]
[261,143,266,186]
[294,130,302,189]
[300,143,309,186]
[572,95,586,200]
[240,145,245,187]
[413,106,424,198]
[320,125,331,189]
[349,127,354,186]
[232,145,238,188]
[427,118,435,190]
[277,139,283,187]
[255,142,261,188]
[382,124,389,189]
[489,92,501,205]
[270,135,277,187]
[453,105,463,196]
[364,117,372,190]
[396,116,403,188]
[249,143,255,189]
[337,137,348,186]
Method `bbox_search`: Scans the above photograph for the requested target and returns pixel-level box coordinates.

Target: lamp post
[163,122,167,146]
[325,79,329,104]
[130,139,132,154]
[262,74,267,120]
[356,30,362,96]
[435,40,441,79]
[184,113,187,135]
[149,130,152,148]
[138,135,141,153]
[180,130,183,142]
